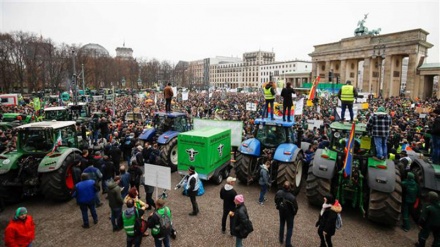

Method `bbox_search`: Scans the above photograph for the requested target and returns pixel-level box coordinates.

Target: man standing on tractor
[366,106,392,160]
[337,80,358,122]
[263,81,276,120]
[164,83,173,113]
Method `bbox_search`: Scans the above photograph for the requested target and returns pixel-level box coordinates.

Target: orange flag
[308,76,321,100]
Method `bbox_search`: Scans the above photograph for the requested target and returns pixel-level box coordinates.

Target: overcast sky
[1,0,439,64]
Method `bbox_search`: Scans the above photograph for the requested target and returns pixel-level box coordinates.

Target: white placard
[182,91,189,101]
[172,87,177,97]
[193,119,243,147]
[335,107,359,120]
[144,164,171,190]
[419,114,427,118]
[294,98,304,115]
[246,102,257,111]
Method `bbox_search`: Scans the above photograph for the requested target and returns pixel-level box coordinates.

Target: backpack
[335,213,343,230]
[276,195,297,215]
[154,207,172,235]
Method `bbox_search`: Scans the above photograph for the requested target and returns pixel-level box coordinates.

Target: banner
[182,91,189,101]
[343,123,356,177]
[294,98,304,115]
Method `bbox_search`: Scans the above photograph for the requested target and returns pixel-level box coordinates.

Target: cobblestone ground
[0,168,434,247]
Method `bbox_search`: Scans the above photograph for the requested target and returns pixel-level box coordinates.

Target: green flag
[33,97,40,111]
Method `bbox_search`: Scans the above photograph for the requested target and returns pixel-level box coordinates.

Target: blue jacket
[83,166,103,182]
[74,179,97,204]
[120,172,131,198]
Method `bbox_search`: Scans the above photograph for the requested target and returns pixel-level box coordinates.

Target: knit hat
[428,191,439,202]
[15,207,27,218]
[234,194,244,204]
[188,166,195,172]
[226,177,236,183]
[377,106,386,113]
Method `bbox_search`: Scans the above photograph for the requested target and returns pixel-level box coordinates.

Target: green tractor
[1,112,37,124]
[44,102,92,124]
[0,121,82,203]
[306,122,402,225]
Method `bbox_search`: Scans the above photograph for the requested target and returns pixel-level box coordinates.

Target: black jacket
[232,203,250,238]
[281,87,295,107]
[316,204,342,236]
[430,116,440,136]
[274,188,298,217]
[220,185,237,212]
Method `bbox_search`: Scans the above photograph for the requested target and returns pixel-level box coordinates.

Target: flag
[52,130,62,152]
[343,122,355,177]
[308,76,321,101]
[33,97,40,111]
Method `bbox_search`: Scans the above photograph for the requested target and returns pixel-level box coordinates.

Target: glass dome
[80,43,110,57]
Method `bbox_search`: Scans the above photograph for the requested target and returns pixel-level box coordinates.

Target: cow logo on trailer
[217,144,224,157]
[186,148,199,162]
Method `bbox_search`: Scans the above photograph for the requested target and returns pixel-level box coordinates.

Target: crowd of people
[2,83,440,246]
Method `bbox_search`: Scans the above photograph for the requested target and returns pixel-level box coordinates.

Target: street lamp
[372,43,386,97]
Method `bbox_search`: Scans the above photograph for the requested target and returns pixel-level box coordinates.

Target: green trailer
[177,128,232,184]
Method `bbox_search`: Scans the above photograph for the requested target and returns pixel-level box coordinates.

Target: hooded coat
[316,203,342,236]
[4,215,35,247]
[107,180,123,209]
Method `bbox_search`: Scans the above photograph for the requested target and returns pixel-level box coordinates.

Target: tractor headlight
[2,159,10,165]
[334,132,340,138]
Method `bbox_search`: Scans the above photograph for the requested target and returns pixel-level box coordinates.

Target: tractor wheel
[159,137,178,172]
[235,152,258,185]
[277,153,304,195]
[41,153,82,201]
[305,162,332,207]
[213,172,224,185]
[367,168,402,225]
[223,166,230,178]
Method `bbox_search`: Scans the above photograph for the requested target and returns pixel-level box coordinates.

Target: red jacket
[4,215,35,247]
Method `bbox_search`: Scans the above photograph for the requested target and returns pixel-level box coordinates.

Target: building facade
[115,44,133,60]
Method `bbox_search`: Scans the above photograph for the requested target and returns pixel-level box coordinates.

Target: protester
[220,176,238,234]
[124,187,148,211]
[83,160,103,207]
[122,198,144,247]
[367,106,392,160]
[187,166,200,216]
[231,194,251,247]
[429,108,440,164]
[275,181,298,247]
[280,82,295,122]
[73,173,99,228]
[119,165,131,198]
[415,191,440,247]
[263,81,276,120]
[259,161,271,205]
[337,80,358,122]
[147,198,173,247]
[401,172,419,232]
[316,194,342,247]
[4,207,35,247]
[128,160,143,192]
[164,83,174,113]
[107,176,124,232]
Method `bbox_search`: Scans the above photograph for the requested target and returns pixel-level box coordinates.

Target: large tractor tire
[305,162,332,207]
[277,153,304,195]
[41,153,82,201]
[159,137,178,172]
[235,152,258,185]
[367,168,403,225]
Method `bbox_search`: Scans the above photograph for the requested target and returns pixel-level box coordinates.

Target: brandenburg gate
[309,28,435,99]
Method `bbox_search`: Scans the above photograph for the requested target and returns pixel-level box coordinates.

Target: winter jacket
[83,165,103,182]
[316,203,342,236]
[4,215,35,247]
[281,87,295,107]
[402,177,419,204]
[419,201,440,228]
[366,112,392,138]
[122,207,138,237]
[274,188,298,216]
[147,206,172,239]
[119,172,131,198]
[220,184,237,212]
[107,180,123,209]
[259,165,270,186]
[187,173,199,197]
[232,203,250,238]
[73,179,97,204]
[164,86,174,99]
[430,116,440,136]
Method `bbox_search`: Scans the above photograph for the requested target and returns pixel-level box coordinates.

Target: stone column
[340,60,347,84]
[382,55,392,98]
[406,53,419,99]
[362,58,371,92]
